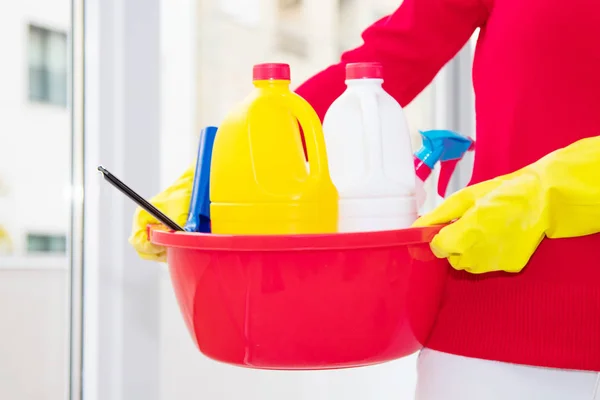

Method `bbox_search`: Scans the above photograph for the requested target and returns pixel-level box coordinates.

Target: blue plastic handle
[185,126,218,233]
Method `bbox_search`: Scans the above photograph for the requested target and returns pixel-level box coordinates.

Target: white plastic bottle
[323,62,418,232]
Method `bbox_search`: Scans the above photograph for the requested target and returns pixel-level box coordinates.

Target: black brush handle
[97,166,184,231]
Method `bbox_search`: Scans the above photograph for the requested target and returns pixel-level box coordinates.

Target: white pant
[416,348,600,400]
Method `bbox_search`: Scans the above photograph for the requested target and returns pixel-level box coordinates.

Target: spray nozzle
[413,129,474,198]
[414,129,474,168]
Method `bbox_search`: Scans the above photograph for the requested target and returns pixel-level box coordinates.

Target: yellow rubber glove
[128,165,194,262]
[413,136,600,274]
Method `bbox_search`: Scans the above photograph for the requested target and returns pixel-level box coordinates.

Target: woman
[130,0,600,398]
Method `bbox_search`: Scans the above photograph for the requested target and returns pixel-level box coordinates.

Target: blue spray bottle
[413,129,474,198]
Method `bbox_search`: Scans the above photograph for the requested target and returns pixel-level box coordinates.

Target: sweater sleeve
[295,0,489,121]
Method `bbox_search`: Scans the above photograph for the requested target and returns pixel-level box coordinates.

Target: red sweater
[296,0,600,371]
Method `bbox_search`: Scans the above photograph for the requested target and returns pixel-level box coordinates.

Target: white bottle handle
[357,91,385,179]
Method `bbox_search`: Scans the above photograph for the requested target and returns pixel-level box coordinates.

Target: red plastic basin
[151,226,448,370]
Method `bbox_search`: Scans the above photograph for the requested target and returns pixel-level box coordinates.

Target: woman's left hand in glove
[413,136,600,274]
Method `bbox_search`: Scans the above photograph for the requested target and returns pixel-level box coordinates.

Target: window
[219,0,261,27]
[279,0,301,9]
[26,233,67,254]
[275,0,306,57]
[274,30,307,57]
[28,25,68,107]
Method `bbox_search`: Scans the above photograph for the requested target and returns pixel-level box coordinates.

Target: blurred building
[194,0,434,138]
[0,2,71,400]
[0,2,71,260]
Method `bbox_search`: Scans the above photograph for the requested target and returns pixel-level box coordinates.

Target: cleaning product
[413,129,474,198]
[209,63,338,235]
[185,126,217,233]
[322,62,417,232]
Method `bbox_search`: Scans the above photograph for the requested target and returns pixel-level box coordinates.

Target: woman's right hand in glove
[128,166,194,262]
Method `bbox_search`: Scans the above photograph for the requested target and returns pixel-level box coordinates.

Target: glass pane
[26,233,49,252]
[0,2,74,399]
[47,31,67,71]
[28,26,45,68]
[29,66,48,102]
[26,233,67,253]
[28,26,48,102]
[157,1,435,399]
[47,31,68,106]
[49,71,68,106]
[27,26,68,106]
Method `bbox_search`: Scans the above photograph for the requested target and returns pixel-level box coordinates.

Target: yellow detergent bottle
[210,63,338,235]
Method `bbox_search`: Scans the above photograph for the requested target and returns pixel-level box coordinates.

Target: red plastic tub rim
[150,225,444,251]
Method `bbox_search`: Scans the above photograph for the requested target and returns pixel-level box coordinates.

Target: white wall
[0,264,69,400]
[0,1,71,399]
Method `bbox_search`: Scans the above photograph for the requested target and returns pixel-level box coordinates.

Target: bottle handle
[357,91,385,175]
[284,93,328,179]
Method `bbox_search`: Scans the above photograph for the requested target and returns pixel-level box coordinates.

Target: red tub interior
[151,226,448,370]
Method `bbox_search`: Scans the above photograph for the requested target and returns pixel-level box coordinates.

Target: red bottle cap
[345,62,384,80]
[253,63,291,81]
